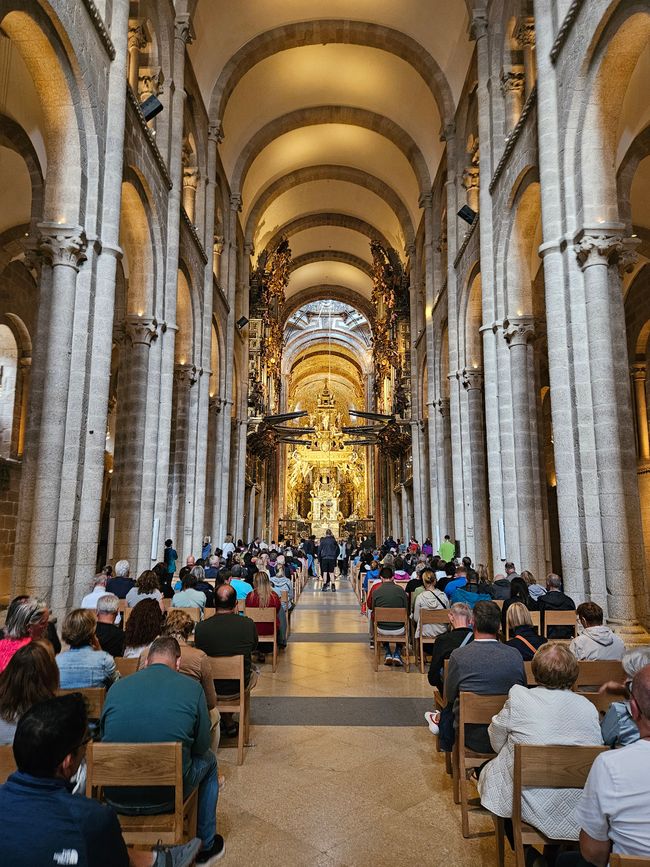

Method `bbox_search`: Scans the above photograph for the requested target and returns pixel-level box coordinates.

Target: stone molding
[489,86,537,193]
[550,0,585,64]
[462,367,484,390]
[180,208,208,265]
[81,0,116,59]
[125,85,172,190]
[124,315,158,347]
[37,224,87,270]
[503,316,535,347]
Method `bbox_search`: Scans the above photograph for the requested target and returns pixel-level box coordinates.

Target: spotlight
[140,95,164,122]
[236,316,249,330]
[457,205,477,225]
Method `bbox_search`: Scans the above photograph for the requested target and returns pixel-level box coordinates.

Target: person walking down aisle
[319,529,340,592]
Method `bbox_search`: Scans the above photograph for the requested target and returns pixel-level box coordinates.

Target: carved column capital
[174,362,198,387]
[138,66,163,100]
[436,398,450,418]
[631,362,647,382]
[243,241,255,258]
[574,229,631,270]
[230,193,242,212]
[418,192,433,210]
[209,395,223,414]
[37,224,87,270]
[462,166,480,192]
[128,21,147,52]
[500,68,526,95]
[440,122,456,143]
[182,166,199,191]
[470,13,488,41]
[504,316,535,347]
[124,315,159,347]
[213,235,225,256]
[462,367,484,390]
[208,121,224,144]
[405,242,416,259]
[174,13,194,44]
[514,17,536,49]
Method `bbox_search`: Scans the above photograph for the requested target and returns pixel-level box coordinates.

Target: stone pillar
[167,362,197,559]
[111,316,158,570]
[12,356,30,458]
[212,235,224,281]
[500,68,526,133]
[182,167,199,224]
[575,229,648,623]
[127,21,146,93]
[631,363,650,461]
[246,484,256,544]
[461,368,491,564]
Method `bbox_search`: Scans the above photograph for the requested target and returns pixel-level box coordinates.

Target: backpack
[449,587,492,608]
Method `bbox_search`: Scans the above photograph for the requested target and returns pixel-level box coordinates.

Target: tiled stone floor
[217,578,500,865]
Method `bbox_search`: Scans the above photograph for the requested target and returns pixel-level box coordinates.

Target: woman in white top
[221,534,236,558]
[478,643,603,853]
[413,570,449,638]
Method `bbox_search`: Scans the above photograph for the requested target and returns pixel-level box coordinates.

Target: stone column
[14,227,86,600]
[12,356,30,458]
[167,362,197,559]
[111,316,158,570]
[212,235,224,281]
[631,364,650,461]
[246,484,257,544]
[515,18,536,97]
[127,21,146,93]
[182,167,199,224]
[503,316,546,575]
[500,68,526,133]
[575,230,647,623]
[461,368,491,564]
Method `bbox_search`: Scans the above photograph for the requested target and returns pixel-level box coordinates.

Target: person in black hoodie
[538,573,576,638]
[505,602,547,660]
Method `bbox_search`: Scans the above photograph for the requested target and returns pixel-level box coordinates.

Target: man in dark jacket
[427,602,474,691]
[538,573,576,638]
[318,528,340,592]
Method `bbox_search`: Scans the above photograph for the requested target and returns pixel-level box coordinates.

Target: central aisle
[217,577,497,865]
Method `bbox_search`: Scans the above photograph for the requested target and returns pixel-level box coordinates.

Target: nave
[217,577,492,866]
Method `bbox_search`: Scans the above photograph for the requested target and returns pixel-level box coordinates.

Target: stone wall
[0,458,20,602]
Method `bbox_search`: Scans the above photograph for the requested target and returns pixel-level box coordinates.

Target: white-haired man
[81,575,109,609]
[106,560,134,599]
[95,593,125,657]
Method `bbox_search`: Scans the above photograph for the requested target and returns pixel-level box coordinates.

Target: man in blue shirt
[100,637,224,864]
[0,693,200,867]
[443,565,469,598]
[228,565,253,600]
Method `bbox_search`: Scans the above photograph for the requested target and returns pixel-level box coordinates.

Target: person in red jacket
[245,572,281,664]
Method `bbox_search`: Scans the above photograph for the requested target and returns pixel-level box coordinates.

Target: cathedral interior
[0,0,649,636]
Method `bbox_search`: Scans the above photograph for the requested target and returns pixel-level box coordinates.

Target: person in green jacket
[438,535,456,562]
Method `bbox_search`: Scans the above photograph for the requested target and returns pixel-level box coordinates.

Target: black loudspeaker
[141,95,164,122]
[236,316,249,330]
[458,205,477,225]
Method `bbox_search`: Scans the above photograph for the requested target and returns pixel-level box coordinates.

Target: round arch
[281,285,374,325]
[265,212,392,258]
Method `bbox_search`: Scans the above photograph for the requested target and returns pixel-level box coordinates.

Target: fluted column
[111,316,158,570]
[575,229,647,623]
[462,368,490,563]
[631,364,650,462]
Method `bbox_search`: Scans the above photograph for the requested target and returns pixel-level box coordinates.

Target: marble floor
[217,578,501,866]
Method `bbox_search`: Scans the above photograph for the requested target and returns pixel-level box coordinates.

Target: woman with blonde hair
[245,572,281,664]
[505,601,547,660]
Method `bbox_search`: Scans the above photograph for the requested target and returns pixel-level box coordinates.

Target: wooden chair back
[207,655,249,765]
[512,743,608,865]
[417,609,449,673]
[117,599,128,613]
[58,687,105,719]
[506,610,541,640]
[582,691,619,715]
[86,741,196,845]
[182,606,201,623]
[610,857,650,866]
[0,744,16,783]
[204,607,215,619]
[237,599,246,614]
[114,656,139,677]
[457,692,508,838]
[543,610,576,636]
[574,660,625,691]
[246,606,278,671]
[493,599,505,609]
[372,607,410,673]
[122,607,133,626]
[162,598,172,610]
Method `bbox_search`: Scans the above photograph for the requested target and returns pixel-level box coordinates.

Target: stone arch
[244,165,415,248]
[175,265,195,365]
[231,105,431,197]
[0,114,44,230]
[281,286,374,326]
[266,213,392,257]
[570,6,650,225]
[463,266,483,369]
[618,124,650,230]
[119,177,156,316]
[290,251,372,279]
[504,176,542,316]
[209,20,454,128]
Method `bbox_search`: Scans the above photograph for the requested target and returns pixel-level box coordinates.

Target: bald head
[215,584,237,612]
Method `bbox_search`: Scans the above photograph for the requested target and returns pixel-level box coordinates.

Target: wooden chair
[208,655,250,765]
[417,609,449,673]
[114,656,139,677]
[58,687,105,719]
[86,741,197,846]
[524,661,536,685]
[456,692,508,838]
[237,599,246,614]
[574,660,625,692]
[246,607,278,671]
[203,607,215,619]
[510,743,608,867]
[162,598,172,610]
[506,611,541,640]
[183,607,202,623]
[122,607,133,626]
[582,690,619,715]
[543,610,577,637]
[117,599,128,613]
[373,607,410,673]
[610,857,650,866]
[0,743,16,783]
